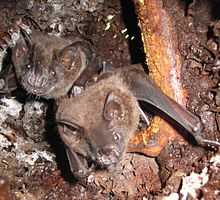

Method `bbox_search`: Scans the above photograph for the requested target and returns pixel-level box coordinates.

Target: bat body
[11,29,100,99]
[56,64,218,178]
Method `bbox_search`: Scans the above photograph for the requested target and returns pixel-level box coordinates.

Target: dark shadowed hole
[120,0,155,128]
[211,0,220,20]
[120,0,147,70]
[181,0,193,16]
[13,85,28,104]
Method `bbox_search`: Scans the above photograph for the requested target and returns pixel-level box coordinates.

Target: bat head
[56,75,139,177]
[12,29,94,99]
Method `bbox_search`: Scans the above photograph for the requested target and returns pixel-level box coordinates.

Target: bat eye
[59,123,81,144]
[51,71,56,76]
[57,120,82,140]
[63,125,79,136]
[26,64,31,69]
[113,131,121,141]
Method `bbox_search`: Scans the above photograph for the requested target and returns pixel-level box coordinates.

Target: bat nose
[96,145,121,167]
[27,69,48,88]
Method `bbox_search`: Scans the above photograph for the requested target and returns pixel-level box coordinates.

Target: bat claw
[194,135,220,148]
[137,104,150,126]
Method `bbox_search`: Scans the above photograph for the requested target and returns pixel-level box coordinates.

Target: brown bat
[11,28,100,99]
[56,64,220,178]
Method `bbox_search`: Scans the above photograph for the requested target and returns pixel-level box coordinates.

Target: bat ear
[12,29,33,76]
[12,34,28,60]
[59,43,85,71]
[103,91,125,121]
[20,28,32,49]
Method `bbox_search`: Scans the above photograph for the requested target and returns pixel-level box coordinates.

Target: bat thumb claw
[194,135,220,148]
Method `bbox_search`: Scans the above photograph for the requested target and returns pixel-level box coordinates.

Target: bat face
[12,29,96,99]
[56,75,139,177]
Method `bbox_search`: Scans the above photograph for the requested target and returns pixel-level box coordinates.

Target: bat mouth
[95,145,122,169]
[57,119,123,170]
[23,85,51,96]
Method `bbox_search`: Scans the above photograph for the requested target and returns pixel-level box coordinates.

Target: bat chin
[95,148,122,169]
[96,158,119,170]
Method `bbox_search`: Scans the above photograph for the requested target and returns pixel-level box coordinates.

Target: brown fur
[56,74,139,177]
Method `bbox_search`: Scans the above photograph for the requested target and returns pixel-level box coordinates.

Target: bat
[11,28,100,99]
[56,74,139,177]
[56,64,219,178]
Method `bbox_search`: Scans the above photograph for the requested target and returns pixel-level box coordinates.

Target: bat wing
[122,65,220,147]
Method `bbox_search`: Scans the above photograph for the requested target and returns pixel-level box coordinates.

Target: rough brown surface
[0,0,220,199]
[131,0,187,157]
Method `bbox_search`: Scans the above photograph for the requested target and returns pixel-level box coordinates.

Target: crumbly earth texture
[0,0,220,199]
